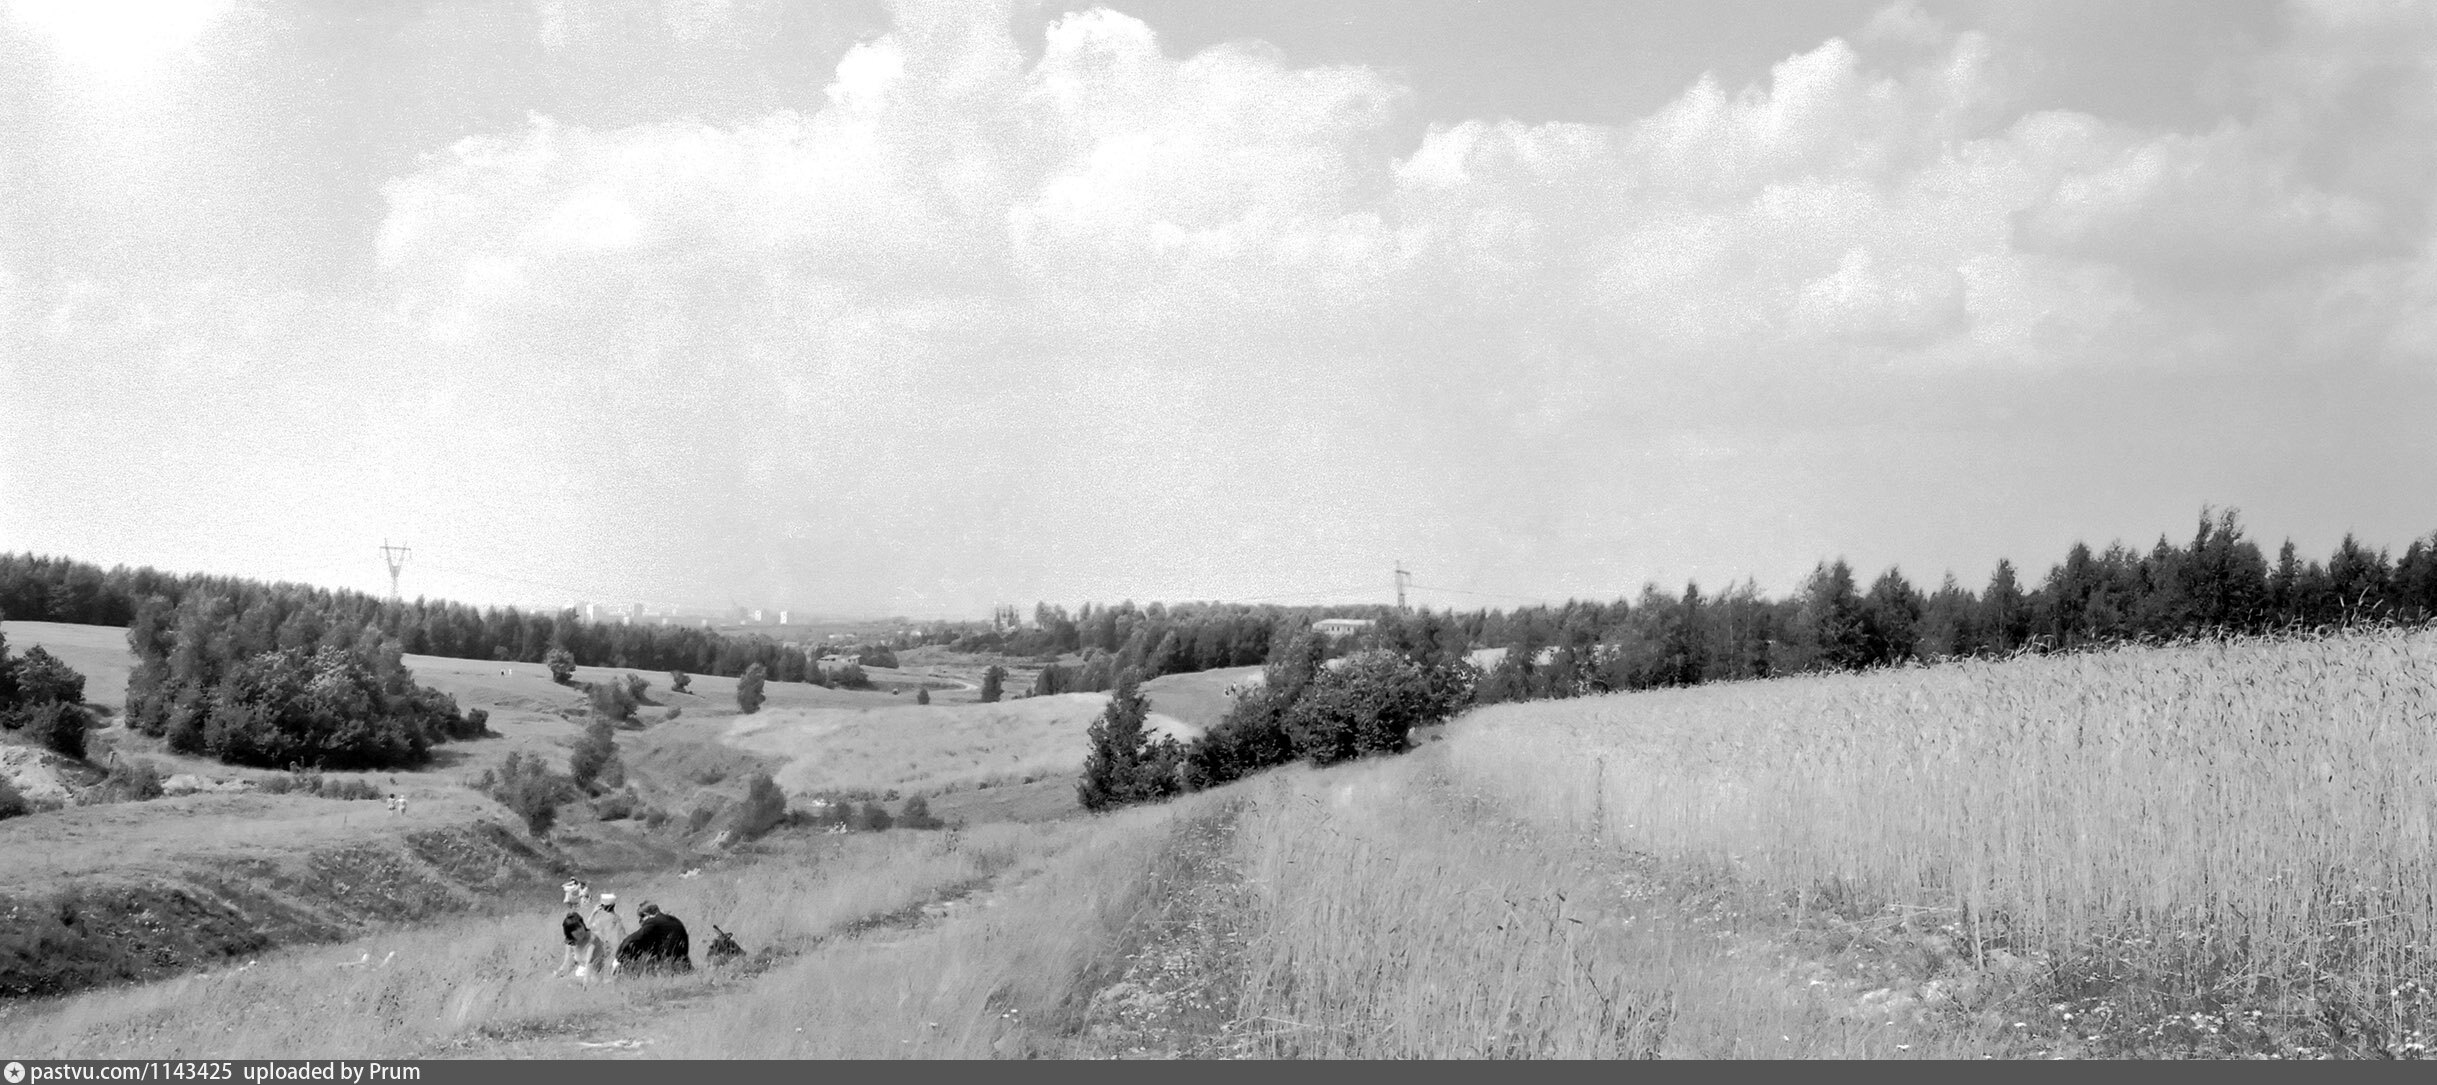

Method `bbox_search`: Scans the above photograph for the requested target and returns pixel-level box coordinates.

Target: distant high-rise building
[778,610,791,626]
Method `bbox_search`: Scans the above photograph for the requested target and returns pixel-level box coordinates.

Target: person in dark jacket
[617,901,693,974]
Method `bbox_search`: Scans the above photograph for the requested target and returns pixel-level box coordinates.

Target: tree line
[0,553,830,681]
[949,600,1373,672]
[1455,508,2437,704]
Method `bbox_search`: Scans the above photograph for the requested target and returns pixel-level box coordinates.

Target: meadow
[723,690,1201,802]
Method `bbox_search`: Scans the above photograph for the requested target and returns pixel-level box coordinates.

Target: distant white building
[777,610,791,626]
[1312,618,1376,639]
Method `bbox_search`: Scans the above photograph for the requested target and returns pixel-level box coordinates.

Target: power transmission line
[1405,582,1553,604]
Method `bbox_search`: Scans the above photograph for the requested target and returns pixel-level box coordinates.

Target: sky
[2,0,2433,619]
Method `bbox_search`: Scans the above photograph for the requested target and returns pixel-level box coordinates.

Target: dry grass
[646,791,1231,1058]
[1441,627,2437,1056]
[0,823,1050,1058]
[724,694,1196,801]
[1221,757,2011,1059]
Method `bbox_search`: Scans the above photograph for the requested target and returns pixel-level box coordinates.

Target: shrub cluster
[568,718,625,794]
[91,757,165,803]
[257,768,381,801]
[0,625,96,759]
[788,790,944,832]
[1082,632,1478,812]
[120,596,486,770]
[585,677,640,724]
[729,772,788,840]
[478,750,578,836]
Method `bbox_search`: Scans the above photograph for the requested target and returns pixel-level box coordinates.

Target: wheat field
[1440,627,2437,1052]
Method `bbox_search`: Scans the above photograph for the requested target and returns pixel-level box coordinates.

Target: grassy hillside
[0,799,1223,1058]
[723,693,1198,803]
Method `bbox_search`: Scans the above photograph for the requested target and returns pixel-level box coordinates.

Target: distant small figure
[386,794,400,815]
[399,795,409,816]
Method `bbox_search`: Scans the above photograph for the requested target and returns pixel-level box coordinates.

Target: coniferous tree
[1860,568,1923,667]
[1916,573,1980,659]
[735,663,767,714]
[1792,560,1866,671]
[2328,533,2394,621]
[1078,670,1181,811]
[1982,558,2031,652]
[978,664,1005,704]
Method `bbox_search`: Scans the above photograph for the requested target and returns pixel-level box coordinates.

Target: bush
[915,687,931,705]
[465,707,491,734]
[731,772,789,840]
[829,662,871,690]
[898,795,943,830]
[545,647,577,685]
[586,679,638,724]
[643,805,671,829]
[19,701,91,760]
[623,672,651,702]
[478,750,576,836]
[99,757,165,802]
[736,663,767,714]
[595,788,639,821]
[856,646,900,669]
[13,646,86,706]
[978,665,1005,704]
[686,805,718,834]
[198,647,434,770]
[1280,650,1464,765]
[258,769,379,800]
[568,718,624,794]
[669,670,691,694]
[0,775,27,820]
[856,799,893,831]
[323,778,381,801]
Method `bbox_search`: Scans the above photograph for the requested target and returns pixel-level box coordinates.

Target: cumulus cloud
[13,0,2437,610]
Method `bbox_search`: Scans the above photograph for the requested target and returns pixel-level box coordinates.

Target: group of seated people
[555,880,702,980]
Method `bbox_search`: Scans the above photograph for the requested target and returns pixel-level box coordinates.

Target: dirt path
[1071,799,1259,1059]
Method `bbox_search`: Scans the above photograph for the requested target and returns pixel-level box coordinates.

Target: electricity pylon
[380,540,411,602]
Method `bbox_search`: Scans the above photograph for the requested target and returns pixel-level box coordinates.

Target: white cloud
[17,0,2437,611]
